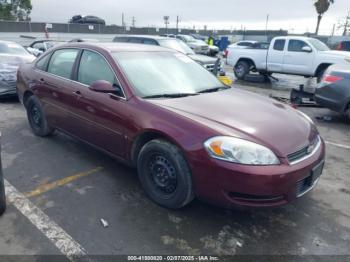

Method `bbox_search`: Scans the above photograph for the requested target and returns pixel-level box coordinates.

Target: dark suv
[69,15,106,25]
[335,41,350,51]
[113,35,221,73]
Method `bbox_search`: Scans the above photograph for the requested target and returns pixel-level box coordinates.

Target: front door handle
[73,90,83,99]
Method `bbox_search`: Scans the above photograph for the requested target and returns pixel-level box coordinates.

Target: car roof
[113,35,171,40]
[236,41,258,43]
[56,42,177,53]
[273,36,318,41]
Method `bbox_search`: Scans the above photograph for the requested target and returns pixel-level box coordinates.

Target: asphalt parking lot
[0,68,349,260]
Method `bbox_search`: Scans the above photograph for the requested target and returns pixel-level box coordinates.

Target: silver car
[0,41,35,98]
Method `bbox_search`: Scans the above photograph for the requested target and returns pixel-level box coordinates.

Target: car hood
[0,54,35,68]
[321,50,350,58]
[149,89,318,157]
[188,54,218,64]
[188,41,207,47]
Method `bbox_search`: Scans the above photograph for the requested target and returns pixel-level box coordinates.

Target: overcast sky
[31,0,349,35]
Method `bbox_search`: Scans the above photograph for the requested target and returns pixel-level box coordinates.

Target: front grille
[288,147,309,163]
[297,160,324,197]
[287,136,321,164]
[296,175,313,196]
[204,64,222,73]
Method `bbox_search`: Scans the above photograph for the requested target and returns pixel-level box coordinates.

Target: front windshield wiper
[198,86,230,94]
[143,93,199,99]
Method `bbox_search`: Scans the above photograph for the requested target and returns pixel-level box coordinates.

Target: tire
[316,67,327,83]
[234,61,250,80]
[137,139,194,209]
[0,179,6,216]
[25,96,54,137]
[0,135,6,216]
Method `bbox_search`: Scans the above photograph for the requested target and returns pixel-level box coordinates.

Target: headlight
[204,136,280,165]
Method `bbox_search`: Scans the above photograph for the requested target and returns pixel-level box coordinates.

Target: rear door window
[142,39,157,45]
[273,40,285,51]
[47,49,79,79]
[128,38,143,44]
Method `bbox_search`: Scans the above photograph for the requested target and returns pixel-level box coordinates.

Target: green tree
[0,0,32,21]
[314,0,334,35]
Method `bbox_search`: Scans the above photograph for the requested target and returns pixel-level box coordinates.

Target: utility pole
[342,10,350,36]
[163,16,170,34]
[331,23,335,37]
[176,15,180,32]
[122,13,125,28]
[132,16,136,27]
[265,14,269,37]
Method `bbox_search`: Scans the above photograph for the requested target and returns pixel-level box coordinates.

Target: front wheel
[316,68,327,83]
[25,96,54,137]
[0,178,6,216]
[234,61,250,80]
[137,139,194,209]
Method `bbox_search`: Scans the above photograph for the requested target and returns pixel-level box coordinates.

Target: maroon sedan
[17,43,325,209]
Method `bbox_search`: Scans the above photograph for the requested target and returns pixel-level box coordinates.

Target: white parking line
[325,141,350,150]
[4,179,92,262]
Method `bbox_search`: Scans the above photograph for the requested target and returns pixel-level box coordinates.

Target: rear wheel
[25,96,54,137]
[234,61,250,80]
[137,139,194,209]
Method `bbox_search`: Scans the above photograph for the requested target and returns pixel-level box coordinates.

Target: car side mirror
[89,80,123,96]
[302,46,312,53]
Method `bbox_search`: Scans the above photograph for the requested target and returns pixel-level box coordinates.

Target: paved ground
[0,69,349,261]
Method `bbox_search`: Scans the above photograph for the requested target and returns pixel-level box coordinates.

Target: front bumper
[315,84,347,113]
[189,139,326,208]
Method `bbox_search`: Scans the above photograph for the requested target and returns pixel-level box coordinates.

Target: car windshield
[113,51,225,98]
[308,38,330,51]
[158,39,195,55]
[180,35,196,42]
[0,42,29,55]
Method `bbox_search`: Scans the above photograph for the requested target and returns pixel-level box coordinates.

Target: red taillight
[322,74,344,84]
[224,49,229,57]
[337,43,344,50]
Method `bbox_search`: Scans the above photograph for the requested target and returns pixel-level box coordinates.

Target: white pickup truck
[227,36,350,82]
